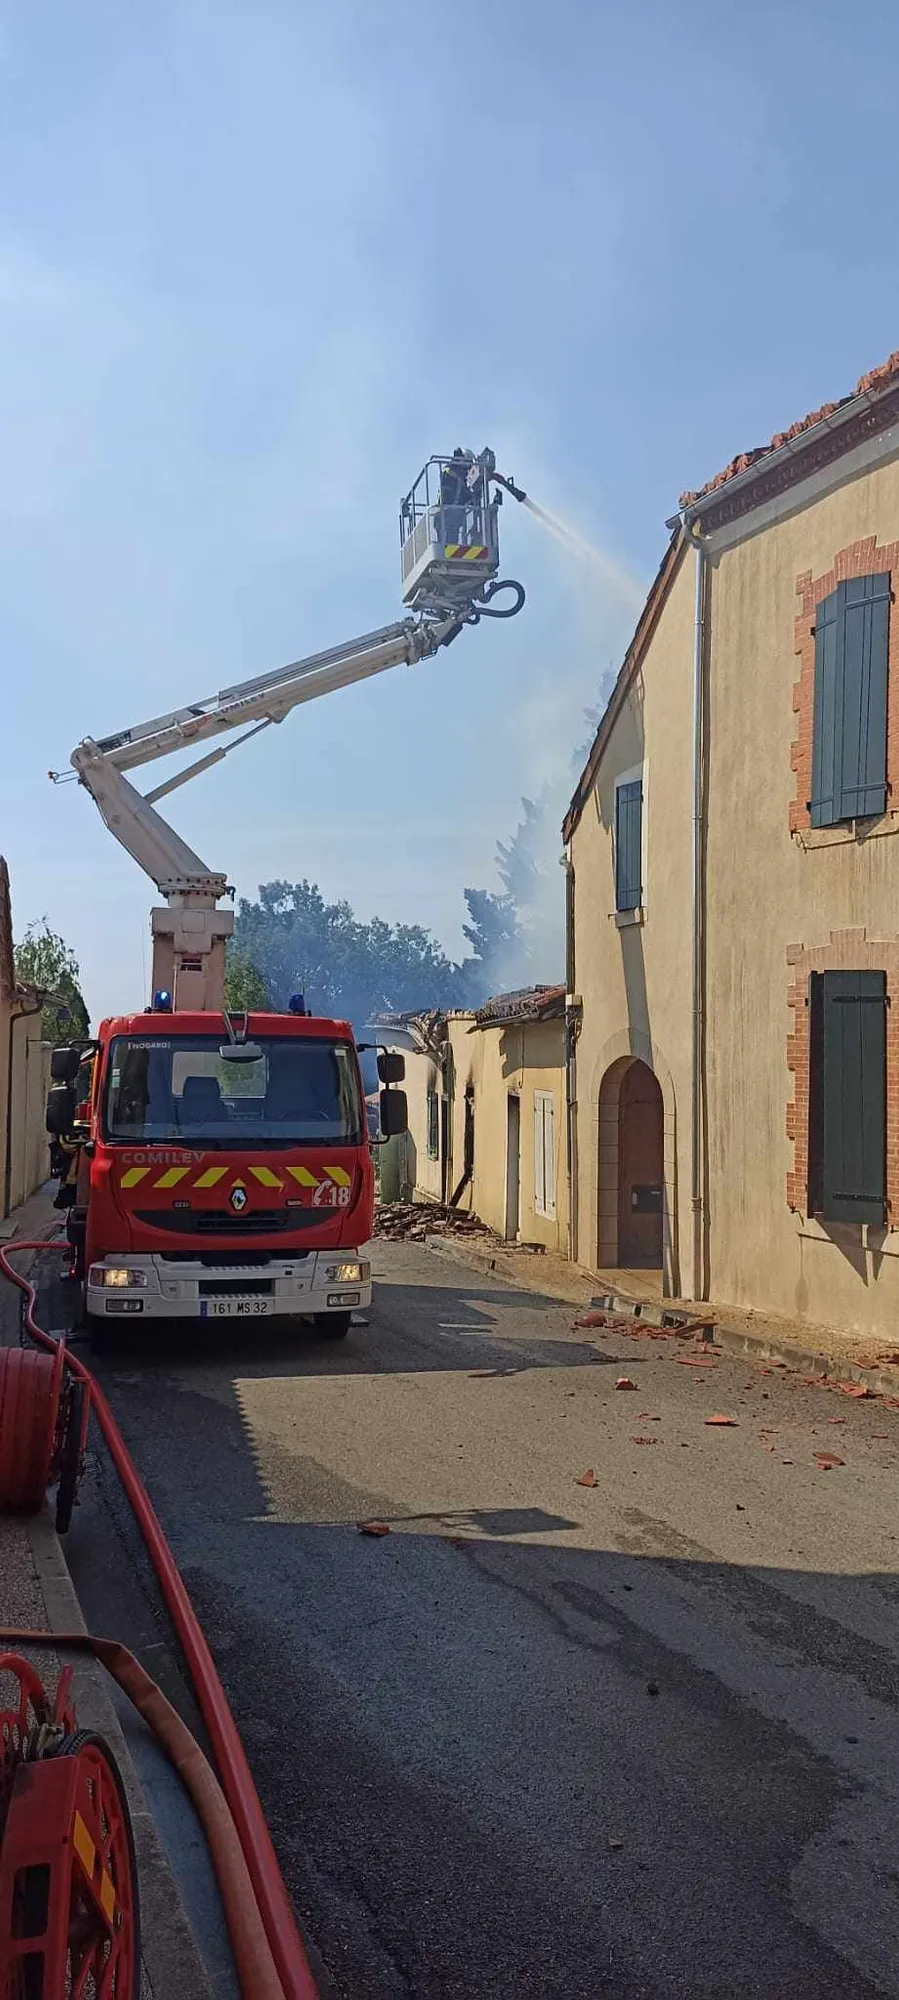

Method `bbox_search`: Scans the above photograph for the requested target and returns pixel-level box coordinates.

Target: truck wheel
[313,1313,351,1340]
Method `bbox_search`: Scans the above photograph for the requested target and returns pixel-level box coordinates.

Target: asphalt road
[52,1241,899,1999]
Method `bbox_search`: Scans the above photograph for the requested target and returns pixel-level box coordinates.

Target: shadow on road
[70,1278,634,1379]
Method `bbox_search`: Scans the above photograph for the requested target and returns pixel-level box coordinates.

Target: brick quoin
[786,931,899,1220]
[790,537,899,835]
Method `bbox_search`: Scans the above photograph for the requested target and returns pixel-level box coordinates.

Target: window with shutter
[808,970,887,1226]
[615,776,643,911]
[534,1091,555,1218]
[810,574,889,826]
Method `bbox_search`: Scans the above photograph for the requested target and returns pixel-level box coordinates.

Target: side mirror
[51,1046,82,1085]
[377,1051,405,1084]
[46,1083,76,1137]
[380,1087,408,1139]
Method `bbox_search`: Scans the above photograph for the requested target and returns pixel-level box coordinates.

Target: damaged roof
[473,984,565,1028]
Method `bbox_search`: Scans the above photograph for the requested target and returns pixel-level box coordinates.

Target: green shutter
[615,779,642,911]
[820,970,886,1226]
[807,973,824,1212]
[811,575,889,826]
[811,591,840,827]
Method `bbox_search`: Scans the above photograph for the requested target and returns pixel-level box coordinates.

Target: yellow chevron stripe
[250,1165,283,1188]
[463,545,487,560]
[121,1167,150,1189]
[194,1166,228,1188]
[287,1166,319,1187]
[154,1167,190,1188]
[72,1810,95,1881]
[99,1868,116,1923]
[325,1166,351,1187]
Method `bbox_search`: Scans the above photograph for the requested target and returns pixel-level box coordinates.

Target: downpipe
[560,849,578,1266]
[0,1239,319,2000]
[686,528,707,1302]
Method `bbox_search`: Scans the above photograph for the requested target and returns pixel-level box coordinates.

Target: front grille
[159,1251,311,1267]
[135,1207,322,1237]
[198,1278,274,1297]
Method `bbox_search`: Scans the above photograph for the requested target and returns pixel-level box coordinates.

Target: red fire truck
[48,1006,407,1335]
[46,449,526,1333]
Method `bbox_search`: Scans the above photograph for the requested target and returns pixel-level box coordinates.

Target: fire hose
[0,1239,319,2000]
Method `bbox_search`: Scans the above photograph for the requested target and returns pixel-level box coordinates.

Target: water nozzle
[492,471,528,505]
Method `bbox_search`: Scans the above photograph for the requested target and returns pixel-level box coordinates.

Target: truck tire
[312,1312,351,1340]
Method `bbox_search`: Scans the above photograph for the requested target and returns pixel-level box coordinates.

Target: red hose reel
[0,1334,88,1535]
[0,1651,139,1997]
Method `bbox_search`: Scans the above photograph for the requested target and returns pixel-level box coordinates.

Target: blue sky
[3,0,899,1018]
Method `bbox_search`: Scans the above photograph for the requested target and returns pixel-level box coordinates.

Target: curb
[424,1232,899,1401]
[424,1232,591,1306]
[26,1506,213,2000]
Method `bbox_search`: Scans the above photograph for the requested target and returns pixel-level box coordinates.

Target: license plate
[199,1297,273,1317]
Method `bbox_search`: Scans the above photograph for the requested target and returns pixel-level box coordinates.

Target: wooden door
[617,1061,663,1266]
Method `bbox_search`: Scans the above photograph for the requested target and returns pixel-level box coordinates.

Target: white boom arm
[68,610,463,1009]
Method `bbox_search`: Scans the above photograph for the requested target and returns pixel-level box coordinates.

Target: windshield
[104,1035,364,1146]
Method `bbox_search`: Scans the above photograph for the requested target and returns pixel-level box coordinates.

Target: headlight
[89,1266,149,1289]
[325,1261,368,1284]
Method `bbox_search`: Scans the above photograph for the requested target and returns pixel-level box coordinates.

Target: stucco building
[564,347,899,1337]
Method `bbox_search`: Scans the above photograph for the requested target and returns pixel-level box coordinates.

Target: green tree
[232,879,468,1026]
[460,886,525,998]
[223,949,268,1011]
[14,921,90,1044]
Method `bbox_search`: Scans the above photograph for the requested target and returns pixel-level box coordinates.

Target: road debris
[357,1520,391,1536]
[615,1376,638,1391]
[607,1836,625,1852]
[676,1355,717,1368]
[631,1437,657,1445]
[814,1453,845,1471]
[838,1382,871,1399]
[374,1201,491,1243]
[705,1414,738,1426]
[575,1468,598,1487]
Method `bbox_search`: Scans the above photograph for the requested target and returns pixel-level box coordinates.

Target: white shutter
[534,1096,545,1215]
[534,1092,556,1219]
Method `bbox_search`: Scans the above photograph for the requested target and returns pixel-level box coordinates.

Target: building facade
[565,348,899,1336]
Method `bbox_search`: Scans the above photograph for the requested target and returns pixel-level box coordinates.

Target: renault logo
[230,1185,248,1213]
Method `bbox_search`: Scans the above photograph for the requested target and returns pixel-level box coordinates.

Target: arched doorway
[617,1060,664,1267]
